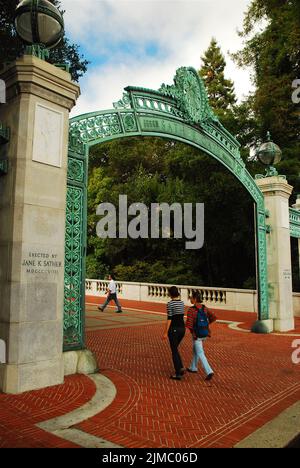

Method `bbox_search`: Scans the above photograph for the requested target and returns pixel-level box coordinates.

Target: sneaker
[98,306,104,312]
[205,373,214,381]
[116,310,123,313]
[170,375,182,381]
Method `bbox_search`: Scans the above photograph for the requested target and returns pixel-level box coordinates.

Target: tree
[233,0,300,197]
[199,38,236,122]
[87,137,256,289]
[0,0,88,81]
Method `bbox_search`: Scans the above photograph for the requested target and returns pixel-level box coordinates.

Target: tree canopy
[199,38,236,115]
[87,137,256,289]
[233,0,300,196]
[0,0,88,81]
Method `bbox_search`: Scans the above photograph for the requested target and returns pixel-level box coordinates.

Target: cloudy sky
[62,0,254,117]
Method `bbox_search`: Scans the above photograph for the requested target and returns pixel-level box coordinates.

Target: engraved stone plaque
[32,103,63,168]
[281,200,290,229]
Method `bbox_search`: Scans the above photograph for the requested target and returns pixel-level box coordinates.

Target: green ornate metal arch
[289,208,300,239]
[64,67,269,350]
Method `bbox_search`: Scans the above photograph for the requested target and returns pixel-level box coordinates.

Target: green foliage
[243,276,256,290]
[87,137,256,288]
[199,38,236,116]
[0,0,88,81]
[231,0,300,291]
[86,255,109,280]
[233,0,300,198]
[114,261,197,285]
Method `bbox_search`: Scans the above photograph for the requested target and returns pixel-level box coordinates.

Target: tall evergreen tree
[199,38,236,117]
[0,0,88,81]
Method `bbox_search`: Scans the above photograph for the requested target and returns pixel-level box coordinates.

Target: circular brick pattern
[1,302,300,448]
[82,317,300,448]
[0,374,96,448]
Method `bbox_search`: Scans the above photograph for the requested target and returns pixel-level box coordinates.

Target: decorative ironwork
[70,112,123,149]
[121,113,138,133]
[25,44,50,61]
[255,205,269,320]
[0,122,10,176]
[159,67,218,125]
[54,63,70,73]
[64,150,87,350]
[0,122,10,145]
[290,208,300,239]
[67,158,84,184]
[65,66,270,349]
[113,92,132,110]
[0,159,8,176]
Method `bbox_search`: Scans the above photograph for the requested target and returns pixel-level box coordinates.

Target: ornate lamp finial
[256,132,282,178]
[14,0,64,60]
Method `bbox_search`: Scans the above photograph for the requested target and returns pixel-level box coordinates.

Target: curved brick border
[1,301,300,448]
[0,375,96,448]
[78,320,300,448]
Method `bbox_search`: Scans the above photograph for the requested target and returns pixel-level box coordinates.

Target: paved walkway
[0,299,299,448]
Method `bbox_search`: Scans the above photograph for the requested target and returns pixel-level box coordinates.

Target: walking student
[163,286,186,380]
[186,291,216,381]
[98,274,123,313]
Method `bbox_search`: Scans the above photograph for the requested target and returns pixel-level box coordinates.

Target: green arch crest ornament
[64,66,269,350]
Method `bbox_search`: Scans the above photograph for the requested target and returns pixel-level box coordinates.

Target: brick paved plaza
[0,300,299,448]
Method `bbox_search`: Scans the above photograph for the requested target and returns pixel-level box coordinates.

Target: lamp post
[14,0,64,60]
[255,131,283,178]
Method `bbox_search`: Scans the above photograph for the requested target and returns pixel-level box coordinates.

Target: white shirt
[108,279,116,294]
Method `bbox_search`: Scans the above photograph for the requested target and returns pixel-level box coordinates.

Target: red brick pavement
[237,317,300,333]
[88,295,300,334]
[78,302,300,448]
[0,299,299,448]
[0,374,96,448]
[86,295,258,323]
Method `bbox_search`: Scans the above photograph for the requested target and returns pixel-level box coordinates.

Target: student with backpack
[186,291,216,381]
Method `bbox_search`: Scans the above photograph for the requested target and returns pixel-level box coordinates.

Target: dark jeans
[101,293,122,311]
[168,326,185,376]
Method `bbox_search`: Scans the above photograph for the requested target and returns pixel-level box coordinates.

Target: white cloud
[62,0,254,117]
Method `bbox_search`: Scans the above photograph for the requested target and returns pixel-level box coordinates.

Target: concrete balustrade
[86,279,300,316]
[86,280,252,313]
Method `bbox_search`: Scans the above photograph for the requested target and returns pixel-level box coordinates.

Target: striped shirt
[167,300,185,327]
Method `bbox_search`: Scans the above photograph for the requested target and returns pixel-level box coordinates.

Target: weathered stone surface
[1,359,64,394]
[0,56,80,393]
[77,350,99,375]
[256,177,295,332]
[63,350,99,376]
[63,351,79,376]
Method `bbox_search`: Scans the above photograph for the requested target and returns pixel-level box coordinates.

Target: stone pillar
[256,176,295,332]
[292,195,300,275]
[0,55,80,393]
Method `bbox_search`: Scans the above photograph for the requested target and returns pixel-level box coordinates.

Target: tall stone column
[256,176,295,332]
[292,195,300,274]
[0,55,80,393]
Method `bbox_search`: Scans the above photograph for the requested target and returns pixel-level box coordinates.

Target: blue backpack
[194,306,210,338]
